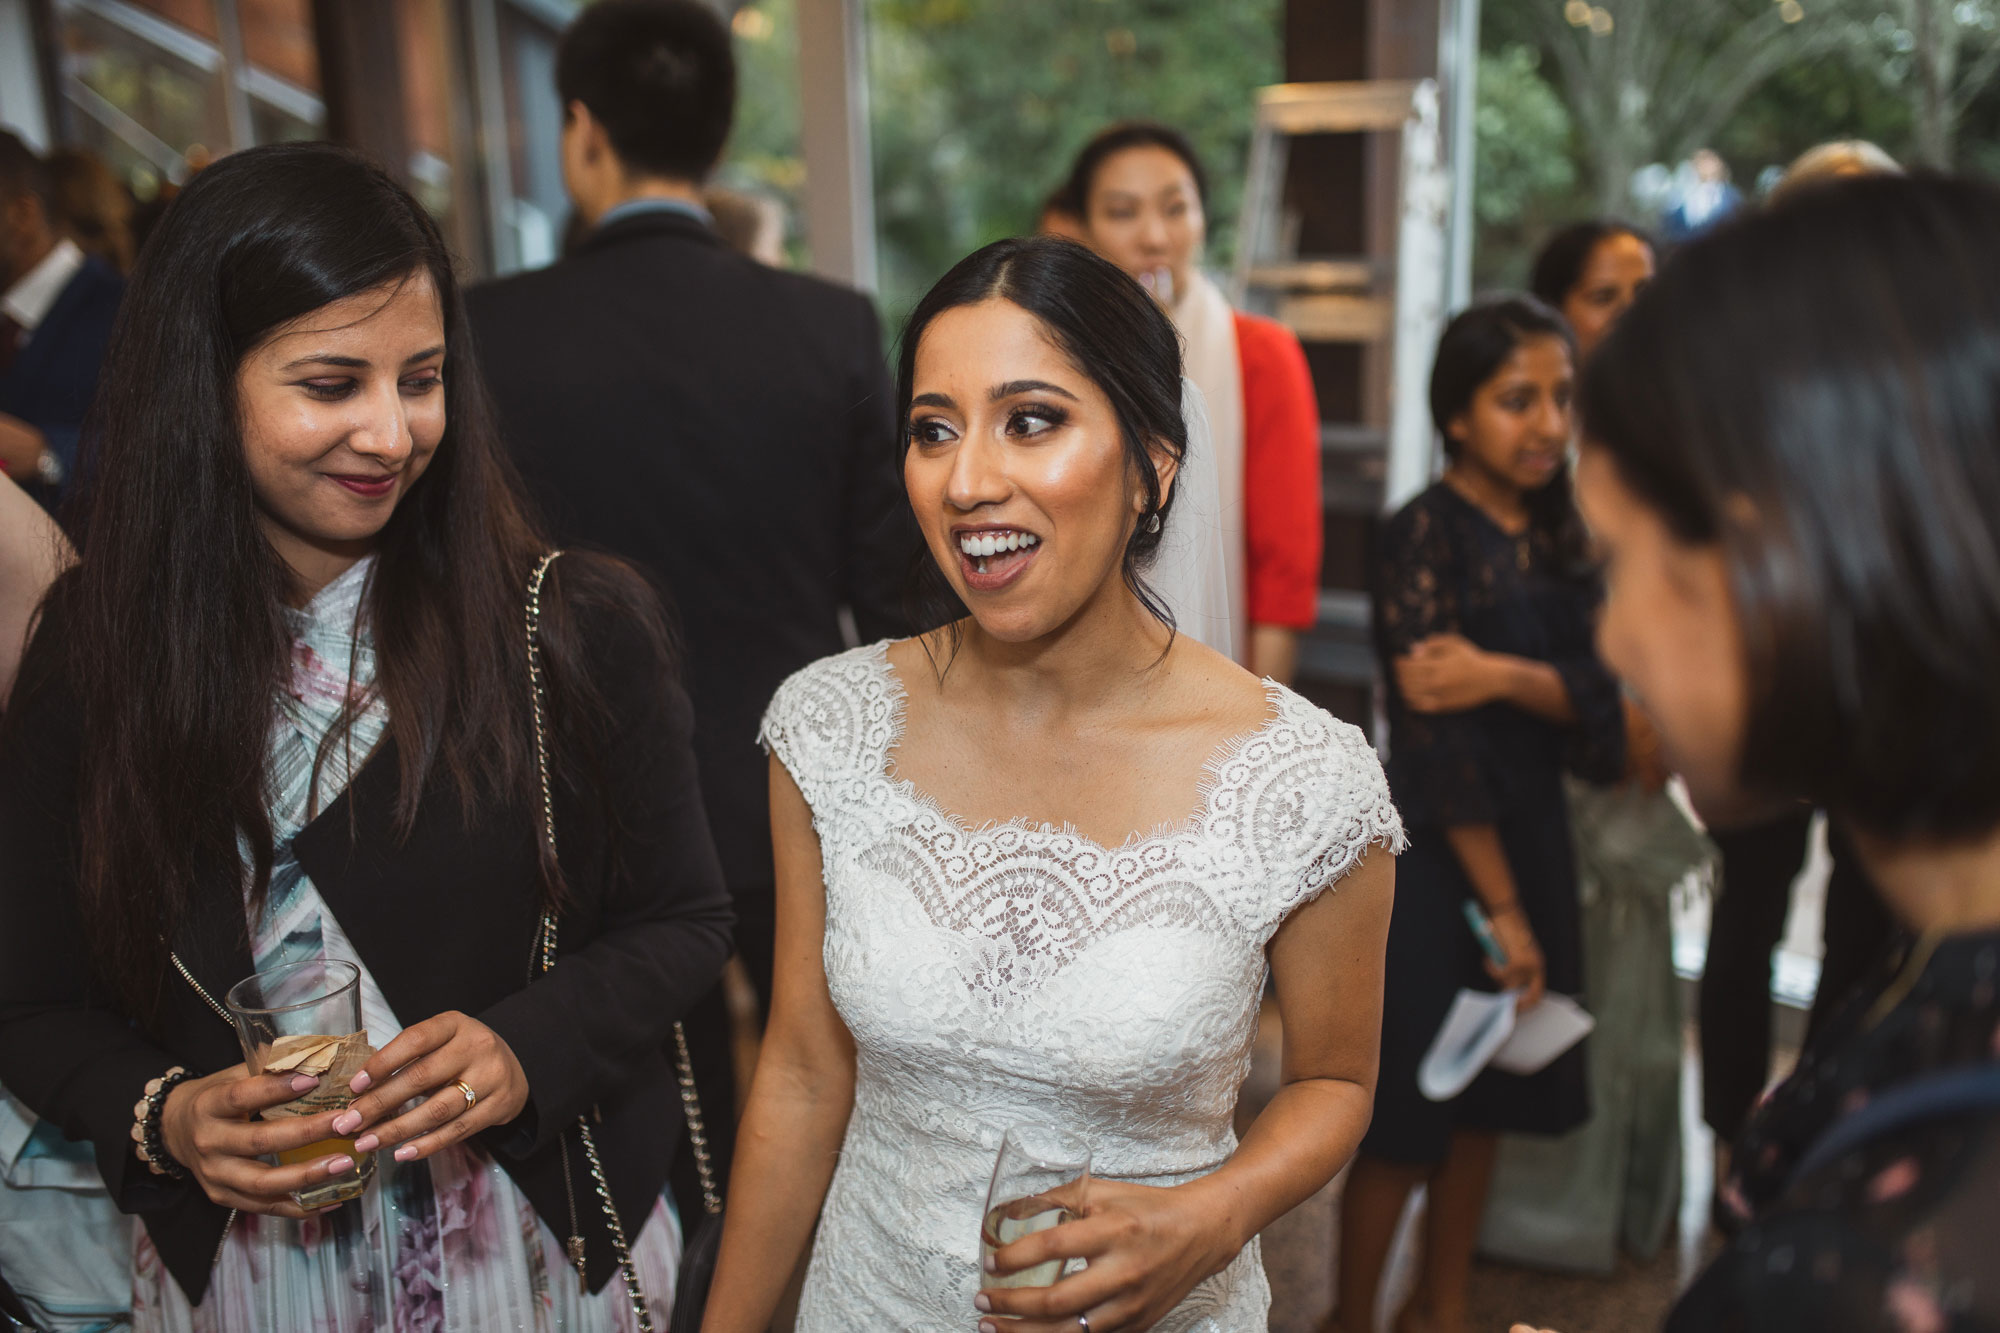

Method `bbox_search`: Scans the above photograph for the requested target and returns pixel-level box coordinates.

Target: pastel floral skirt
[131,1141,680,1333]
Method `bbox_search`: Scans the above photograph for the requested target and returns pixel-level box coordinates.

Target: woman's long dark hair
[1428,295,1589,569]
[63,143,664,1016]
[895,236,1188,664]
[1582,174,2000,841]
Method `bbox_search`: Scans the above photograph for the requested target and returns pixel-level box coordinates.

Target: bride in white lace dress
[704,237,1401,1333]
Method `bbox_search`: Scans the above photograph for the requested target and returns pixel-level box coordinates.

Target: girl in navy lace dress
[1335,298,1627,1333]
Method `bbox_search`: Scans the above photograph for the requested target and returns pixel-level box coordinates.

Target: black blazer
[466,211,912,894]
[0,581,733,1304]
[0,254,122,509]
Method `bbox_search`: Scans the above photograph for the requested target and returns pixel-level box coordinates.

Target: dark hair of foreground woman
[1583,174,2000,842]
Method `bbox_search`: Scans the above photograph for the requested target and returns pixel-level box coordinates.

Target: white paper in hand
[1490,992,1594,1075]
[1417,989,1518,1102]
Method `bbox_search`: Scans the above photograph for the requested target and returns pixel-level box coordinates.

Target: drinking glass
[980,1124,1090,1291]
[224,959,375,1209]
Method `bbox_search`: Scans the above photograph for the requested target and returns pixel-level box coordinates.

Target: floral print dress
[131,559,681,1333]
[1668,925,2000,1331]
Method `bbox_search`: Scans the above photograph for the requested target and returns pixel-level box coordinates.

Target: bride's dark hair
[894,235,1188,657]
[47,143,664,1017]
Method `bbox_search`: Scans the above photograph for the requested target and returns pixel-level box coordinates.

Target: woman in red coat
[1059,121,1322,682]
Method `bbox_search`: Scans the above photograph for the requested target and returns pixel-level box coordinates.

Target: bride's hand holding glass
[974,1176,1242,1333]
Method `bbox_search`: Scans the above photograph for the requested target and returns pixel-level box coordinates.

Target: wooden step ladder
[1231,78,1452,695]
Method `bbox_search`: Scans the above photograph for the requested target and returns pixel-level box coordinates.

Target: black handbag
[526,552,725,1332]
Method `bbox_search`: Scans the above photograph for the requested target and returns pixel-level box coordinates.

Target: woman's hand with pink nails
[332,1011,529,1164]
[159,1064,359,1217]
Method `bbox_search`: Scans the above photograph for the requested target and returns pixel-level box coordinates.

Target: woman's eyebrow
[990,379,1080,402]
[911,391,957,410]
[280,345,446,372]
[281,352,368,370]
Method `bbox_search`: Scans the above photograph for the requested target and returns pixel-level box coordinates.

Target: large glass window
[494,2,574,269]
[51,0,323,203]
[463,0,581,274]
[238,0,322,144]
[862,0,1282,325]
[719,0,807,266]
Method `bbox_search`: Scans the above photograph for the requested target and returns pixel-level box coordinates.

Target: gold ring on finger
[453,1079,478,1111]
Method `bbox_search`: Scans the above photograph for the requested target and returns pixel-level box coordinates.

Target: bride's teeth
[958,530,1041,558]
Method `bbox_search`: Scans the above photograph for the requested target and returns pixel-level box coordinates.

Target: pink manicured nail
[348,1070,372,1093]
[325,1155,354,1175]
[353,1133,379,1152]
[288,1074,319,1093]
[979,1322,997,1333]
[394,1145,419,1162]
[974,1293,992,1312]
[330,1110,362,1134]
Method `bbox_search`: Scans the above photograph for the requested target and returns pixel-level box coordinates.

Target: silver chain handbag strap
[528,549,703,1333]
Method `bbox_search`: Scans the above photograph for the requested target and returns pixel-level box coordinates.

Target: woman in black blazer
[0,144,731,1328]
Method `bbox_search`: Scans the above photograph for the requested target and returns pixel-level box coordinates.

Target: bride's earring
[1144,511,1162,534]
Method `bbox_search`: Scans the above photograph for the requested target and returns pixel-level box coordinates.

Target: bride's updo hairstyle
[1581,173,2000,841]
[895,235,1189,645]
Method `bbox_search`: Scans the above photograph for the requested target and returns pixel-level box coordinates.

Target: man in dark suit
[466,0,911,1174]
[0,131,123,512]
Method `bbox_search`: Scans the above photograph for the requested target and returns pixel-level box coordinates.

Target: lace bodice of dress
[761,644,1403,1331]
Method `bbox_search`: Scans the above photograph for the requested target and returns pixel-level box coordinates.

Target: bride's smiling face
[903,298,1170,642]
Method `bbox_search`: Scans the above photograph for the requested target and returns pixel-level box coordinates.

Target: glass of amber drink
[224,959,375,1209]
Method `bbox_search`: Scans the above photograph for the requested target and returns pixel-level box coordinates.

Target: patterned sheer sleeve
[758,645,889,828]
[1372,499,1497,827]
[1221,697,1405,948]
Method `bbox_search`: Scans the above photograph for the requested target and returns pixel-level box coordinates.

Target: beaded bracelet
[130,1065,196,1180]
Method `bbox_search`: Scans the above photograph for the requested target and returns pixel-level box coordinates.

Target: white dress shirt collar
[2,237,86,333]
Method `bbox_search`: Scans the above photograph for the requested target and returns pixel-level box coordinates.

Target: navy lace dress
[1363,481,1626,1164]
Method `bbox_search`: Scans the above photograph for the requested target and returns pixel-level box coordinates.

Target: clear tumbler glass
[224,959,375,1209]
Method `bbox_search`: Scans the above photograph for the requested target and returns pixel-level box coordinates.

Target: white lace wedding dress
[760,644,1403,1331]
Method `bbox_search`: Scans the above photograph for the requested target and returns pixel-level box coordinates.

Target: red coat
[1235,311,1323,630]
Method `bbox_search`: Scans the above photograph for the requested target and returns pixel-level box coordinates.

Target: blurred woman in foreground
[1520,173,2000,1331]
